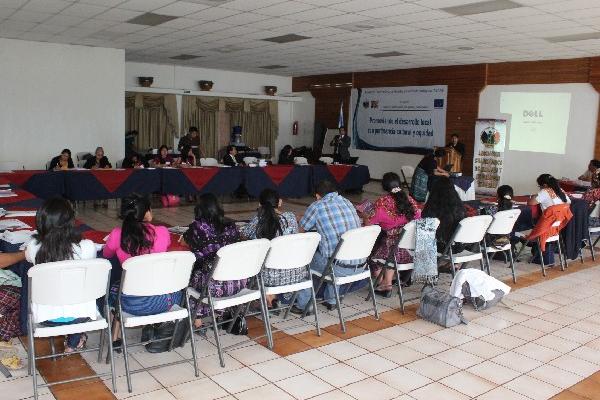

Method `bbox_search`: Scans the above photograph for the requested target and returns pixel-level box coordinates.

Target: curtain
[181,96,219,158]
[125,93,179,152]
[224,99,278,154]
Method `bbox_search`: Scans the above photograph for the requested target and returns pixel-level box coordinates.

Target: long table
[0,165,371,200]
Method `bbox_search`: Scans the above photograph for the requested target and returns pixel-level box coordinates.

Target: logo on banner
[434,99,444,108]
[479,126,501,147]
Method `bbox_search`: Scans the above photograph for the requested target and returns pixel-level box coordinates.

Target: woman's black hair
[255,189,282,240]
[195,193,227,233]
[536,173,567,202]
[61,148,71,156]
[382,172,414,219]
[496,185,514,211]
[226,145,235,154]
[422,177,465,245]
[120,193,153,256]
[33,197,81,264]
[433,148,446,158]
[278,145,293,164]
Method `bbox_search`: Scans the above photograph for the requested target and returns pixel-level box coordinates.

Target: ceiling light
[262,34,311,44]
[365,51,409,58]
[170,54,201,60]
[127,13,178,26]
[259,65,288,69]
[545,32,600,43]
[441,0,522,17]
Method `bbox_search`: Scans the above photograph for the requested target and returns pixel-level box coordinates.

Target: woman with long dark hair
[497,185,514,212]
[278,145,294,165]
[365,172,421,297]
[184,193,244,327]
[151,145,173,167]
[422,176,466,252]
[176,144,196,167]
[25,198,97,352]
[240,189,305,306]
[528,173,570,211]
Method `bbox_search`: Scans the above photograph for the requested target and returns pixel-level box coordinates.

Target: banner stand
[473,119,507,195]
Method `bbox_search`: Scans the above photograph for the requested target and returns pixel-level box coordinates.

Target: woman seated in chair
[103,193,177,311]
[151,145,174,167]
[278,145,294,165]
[184,194,245,328]
[411,148,449,202]
[485,185,514,216]
[583,170,600,227]
[175,145,197,167]
[48,148,75,171]
[83,147,112,169]
[240,189,306,308]
[528,173,570,211]
[25,198,97,352]
[0,252,25,350]
[363,172,421,297]
[422,177,465,271]
[122,153,146,169]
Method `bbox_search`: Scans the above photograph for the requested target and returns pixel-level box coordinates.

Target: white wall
[125,61,302,157]
[479,84,599,194]
[0,39,124,169]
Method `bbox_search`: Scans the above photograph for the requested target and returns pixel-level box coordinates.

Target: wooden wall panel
[295,57,600,175]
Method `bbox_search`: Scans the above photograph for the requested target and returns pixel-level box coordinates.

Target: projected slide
[500,92,571,154]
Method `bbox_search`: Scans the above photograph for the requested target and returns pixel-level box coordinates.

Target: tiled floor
[6,183,600,399]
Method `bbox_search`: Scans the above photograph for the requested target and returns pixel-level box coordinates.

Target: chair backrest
[212,239,270,281]
[294,157,308,165]
[77,159,87,168]
[400,165,414,179]
[28,259,111,306]
[591,201,600,218]
[200,157,219,166]
[487,209,521,235]
[265,232,321,270]
[121,251,195,296]
[76,152,90,162]
[243,156,258,165]
[453,215,493,244]
[319,157,334,165]
[397,219,440,250]
[258,146,270,156]
[0,161,18,172]
[334,225,381,261]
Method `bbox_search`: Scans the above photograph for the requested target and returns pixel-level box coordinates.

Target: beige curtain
[224,99,278,154]
[125,92,179,152]
[181,96,219,158]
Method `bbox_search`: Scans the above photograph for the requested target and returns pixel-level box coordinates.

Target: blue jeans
[295,251,365,309]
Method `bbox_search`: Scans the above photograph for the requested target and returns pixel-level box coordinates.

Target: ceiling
[2,0,600,77]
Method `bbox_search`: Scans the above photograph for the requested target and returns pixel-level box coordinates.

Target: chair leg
[258,286,273,350]
[98,329,105,364]
[49,338,56,361]
[538,239,546,277]
[283,292,298,320]
[28,329,38,400]
[310,286,321,336]
[508,249,516,284]
[557,238,566,271]
[186,299,200,378]
[589,231,596,261]
[331,280,346,333]
[209,303,225,368]
[120,322,133,393]
[367,276,380,321]
[394,268,405,314]
[105,323,117,393]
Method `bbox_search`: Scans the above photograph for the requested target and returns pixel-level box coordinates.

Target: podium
[436,147,462,173]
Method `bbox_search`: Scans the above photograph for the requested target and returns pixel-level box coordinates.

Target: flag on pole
[337,101,344,128]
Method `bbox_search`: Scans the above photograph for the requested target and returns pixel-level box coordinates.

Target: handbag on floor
[417,285,467,328]
[161,194,180,207]
[143,320,191,353]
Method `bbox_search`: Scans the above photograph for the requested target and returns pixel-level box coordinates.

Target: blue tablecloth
[161,167,245,196]
[63,169,161,201]
[311,165,370,192]
[244,165,313,198]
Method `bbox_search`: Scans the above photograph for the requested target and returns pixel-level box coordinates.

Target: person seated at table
[278,145,294,165]
[579,159,600,182]
[0,251,25,348]
[528,174,570,211]
[183,193,245,328]
[24,197,97,353]
[48,149,74,171]
[103,193,178,343]
[411,148,449,202]
[583,169,600,227]
[485,185,514,215]
[364,172,421,297]
[291,180,362,315]
[240,188,305,308]
[178,127,200,157]
[175,145,196,167]
[151,145,174,167]
[422,177,465,258]
[222,145,240,166]
[122,153,145,169]
[83,147,112,169]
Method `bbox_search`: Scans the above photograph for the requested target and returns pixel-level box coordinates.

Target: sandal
[64,333,88,353]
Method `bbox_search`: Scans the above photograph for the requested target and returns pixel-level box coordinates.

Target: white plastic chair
[310,225,381,333]
[76,152,91,162]
[582,201,600,262]
[262,233,322,336]
[483,209,521,282]
[0,161,18,171]
[319,157,334,165]
[190,239,271,367]
[200,157,219,167]
[243,156,258,165]
[27,259,116,399]
[110,251,198,393]
[294,156,308,165]
[77,159,87,168]
[442,215,493,277]
[400,166,414,188]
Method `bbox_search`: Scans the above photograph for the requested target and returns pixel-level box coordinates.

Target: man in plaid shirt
[291,180,363,315]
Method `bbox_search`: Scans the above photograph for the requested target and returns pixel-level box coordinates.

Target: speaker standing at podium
[447,134,465,158]
[331,127,351,163]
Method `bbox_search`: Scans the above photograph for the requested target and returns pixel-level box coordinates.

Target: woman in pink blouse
[366,172,421,297]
